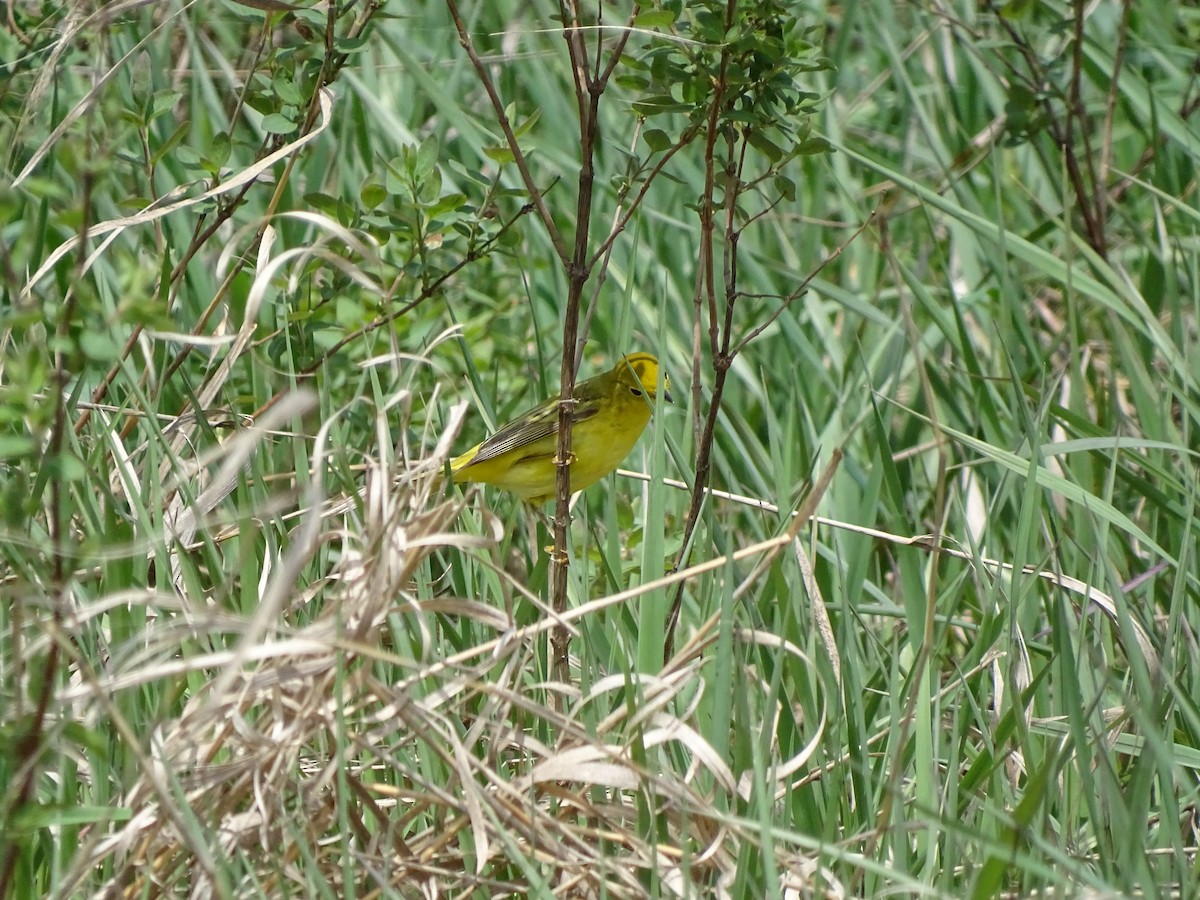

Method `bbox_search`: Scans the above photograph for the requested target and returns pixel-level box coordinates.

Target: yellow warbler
[450,352,672,504]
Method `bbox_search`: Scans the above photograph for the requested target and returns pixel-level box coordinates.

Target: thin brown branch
[665,0,737,658]
[549,0,599,682]
[1097,0,1133,235]
[731,209,877,357]
[445,0,570,265]
[586,120,703,273]
[1068,0,1104,256]
[991,4,1105,256]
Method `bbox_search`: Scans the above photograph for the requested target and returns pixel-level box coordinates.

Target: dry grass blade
[52,383,476,895]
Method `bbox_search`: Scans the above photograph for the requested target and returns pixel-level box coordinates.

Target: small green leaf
[49,452,87,482]
[746,130,784,162]
[175,145,203,168]
[446,160,489,184]
[274,77,303,107]
[512,107,542,139]
[313,328,343,350]
[149,90,183,122]
[415,137,439,181]
[631,96,690,116]
[304,192,341,217]
[260,113,297,135]
[483,145,515,165]
[9,802,132,833]
[335,296,365,327]
[0,436,35,459]
[633,9,676,28]
[418,166,443,204]
[80,332,120,362]
[335,36,369,54]
[227,0,298,11]
[152,121,189,166]
[360,180,387,210]
[385,160,407,197]
[427,193,468,219]
[644,129,672,152]
[293,8,325,26]
[999,0,1036,18]
[795,137,832,155]
[207,131,231,169]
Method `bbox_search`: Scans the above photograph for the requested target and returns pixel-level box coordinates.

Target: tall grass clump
[1,1,1197,897]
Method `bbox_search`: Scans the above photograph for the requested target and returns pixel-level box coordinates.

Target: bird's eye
[630,388,643,397]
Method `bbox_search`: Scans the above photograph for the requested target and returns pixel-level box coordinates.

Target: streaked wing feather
[463,396,601,468]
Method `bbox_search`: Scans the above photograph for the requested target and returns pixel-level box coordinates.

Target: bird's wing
[462,388,601,467]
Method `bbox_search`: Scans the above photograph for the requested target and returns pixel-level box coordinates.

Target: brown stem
[446,0,569,265]
[1067,0,1104,256]
[545,4,641,680]
[549,0,599,682]
[664,0,738,661]
[1096,0,1132,238]
[992,2,1105,256]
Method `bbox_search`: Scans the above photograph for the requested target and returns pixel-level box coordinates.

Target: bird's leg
[526,508,540,570]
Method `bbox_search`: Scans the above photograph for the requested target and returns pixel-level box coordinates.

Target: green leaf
[274,76,303,107]
[512,107,542,139]
[152,120,189,166]
[414,136,439,181]
[746,129,784,162]
[10,803,132,833]
[312,328,343,350]
[48,452,87,482]
[206,131,231,170]
[418,166,443,204]
[644,129,672,152]
[999,0,1036,18]
[149,90,183,122]
[0,435,35,459]
[634,10,676,29]
[427,193,468,220]
[360,180,387,210]
[304,192,341,217]
[80,332,121,363]
[385,160,407,197]
[615,74,649,91]
[795,137,832,155]
[175,145,203,168]
[483,145,515,165]
[631,96,690,117]
[335,36,369,54]
[260,112,297,134]
[335,296,366,327]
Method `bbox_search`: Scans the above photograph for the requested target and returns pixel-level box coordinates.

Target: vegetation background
[1,0,1198,896]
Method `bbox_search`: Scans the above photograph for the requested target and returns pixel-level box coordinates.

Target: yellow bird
[450,352,672,504]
